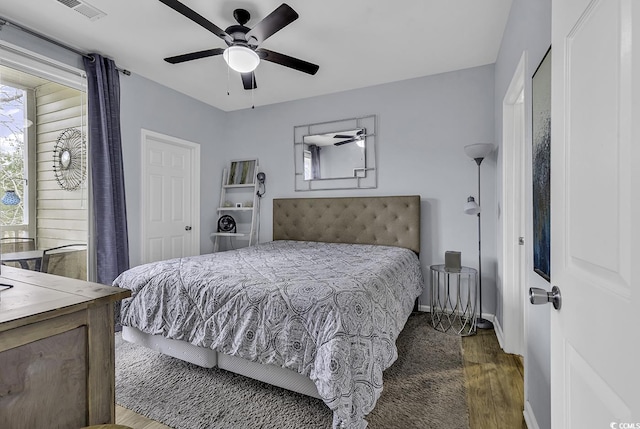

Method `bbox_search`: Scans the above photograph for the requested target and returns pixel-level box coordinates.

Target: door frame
[499,52,527,356]
[140,129,200,263]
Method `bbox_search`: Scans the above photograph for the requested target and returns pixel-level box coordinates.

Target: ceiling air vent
[55,0,106,21]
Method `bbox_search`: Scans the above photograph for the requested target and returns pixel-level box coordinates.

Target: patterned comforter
[115,240,423,428]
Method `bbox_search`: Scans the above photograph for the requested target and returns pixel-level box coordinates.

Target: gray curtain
[309,144,321,179]
[83,54,129,285]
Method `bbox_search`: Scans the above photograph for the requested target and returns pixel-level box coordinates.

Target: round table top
[430,264,477,274]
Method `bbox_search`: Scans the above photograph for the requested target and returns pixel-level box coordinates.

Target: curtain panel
[83,54,129,285]
[309,144,321,179]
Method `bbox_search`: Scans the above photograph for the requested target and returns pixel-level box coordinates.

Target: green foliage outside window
[0,84,27,227]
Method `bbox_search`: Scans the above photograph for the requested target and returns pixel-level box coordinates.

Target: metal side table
[430,264,477,336]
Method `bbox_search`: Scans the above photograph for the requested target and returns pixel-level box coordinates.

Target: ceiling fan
[333,129,365,146]
[159,0,319,90]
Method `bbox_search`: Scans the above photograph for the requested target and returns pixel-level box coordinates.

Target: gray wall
[493,0,552,427]
[218,64,496,310]
[119,74,227,267]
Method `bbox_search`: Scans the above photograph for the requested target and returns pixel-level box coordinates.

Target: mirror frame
[294,115,377,191]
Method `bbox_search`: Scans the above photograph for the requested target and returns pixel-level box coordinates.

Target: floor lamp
[464,143,494,330]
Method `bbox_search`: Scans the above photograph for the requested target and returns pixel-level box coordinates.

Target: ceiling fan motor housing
[225,24,252,46]
[233,8,250,25]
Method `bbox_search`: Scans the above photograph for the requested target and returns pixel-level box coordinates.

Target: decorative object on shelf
[244,201,254,207]
[532,47,552,282]
[464,142,494,330]
[227,159,257,185]
[235,203,243,208]
[1,190,20,206]
[53,128,87,191]
[223,201,233,207]
[444,251,461,272]
[217,215,236,233]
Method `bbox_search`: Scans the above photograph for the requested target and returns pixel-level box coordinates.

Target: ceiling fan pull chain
[226,59,230,95]
[251,73,255,109]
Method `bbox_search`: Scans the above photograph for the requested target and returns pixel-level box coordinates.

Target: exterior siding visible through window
[35,81,88,249]
[0,64,88,249]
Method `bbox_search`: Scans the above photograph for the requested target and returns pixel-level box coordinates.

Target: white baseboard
[523,400,540,429]
[493,315,506,350]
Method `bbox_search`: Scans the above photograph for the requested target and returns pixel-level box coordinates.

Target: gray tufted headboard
[273,195,420,254]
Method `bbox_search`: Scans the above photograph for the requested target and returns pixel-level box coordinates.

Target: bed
[115,195,423,429]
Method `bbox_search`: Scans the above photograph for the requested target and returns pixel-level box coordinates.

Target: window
[1,42,88,246]
[0,80,30,233]
[0,41,91,280]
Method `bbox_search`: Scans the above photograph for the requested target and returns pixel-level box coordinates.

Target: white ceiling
[0,0,513,112]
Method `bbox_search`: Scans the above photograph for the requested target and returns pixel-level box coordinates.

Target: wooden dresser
[0,266,131,429]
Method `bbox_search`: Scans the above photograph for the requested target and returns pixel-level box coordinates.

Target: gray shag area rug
[115,313,470,429]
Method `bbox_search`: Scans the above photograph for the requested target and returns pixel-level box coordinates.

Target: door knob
[185,226,192,231]
[529,286,562,310]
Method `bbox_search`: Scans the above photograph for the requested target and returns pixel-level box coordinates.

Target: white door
[141,130,200,264]
[551,0,639,427]
[501,52,526,356]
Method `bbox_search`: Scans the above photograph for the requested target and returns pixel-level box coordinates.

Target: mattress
[114,240,423,428]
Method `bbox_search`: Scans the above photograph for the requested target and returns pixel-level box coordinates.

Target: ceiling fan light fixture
[223,46,260,73]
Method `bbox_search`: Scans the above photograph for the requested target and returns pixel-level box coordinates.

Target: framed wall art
[227,159,257,185]
[532,47,551,282]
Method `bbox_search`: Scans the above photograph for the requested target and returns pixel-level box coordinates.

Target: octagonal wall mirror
[294,115,376,191]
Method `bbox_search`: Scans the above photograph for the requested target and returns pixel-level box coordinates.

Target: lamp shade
[223,46,260,73]
[464,143,494,160]
[464,196,480,215]
[1,190,20,206]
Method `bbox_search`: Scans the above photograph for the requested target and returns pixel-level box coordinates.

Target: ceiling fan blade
[158,0,231,42]
[245,4,298,45]
[241,72,257,90]
[334,129,364,139]
[164,48,224,64]
[334,138,359,146]
[256,48,319,75]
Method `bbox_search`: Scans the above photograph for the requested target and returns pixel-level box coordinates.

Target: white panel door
[142,131,200,264]
[551,0,639,427]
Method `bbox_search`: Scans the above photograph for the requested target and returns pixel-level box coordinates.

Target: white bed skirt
[121,326,321,399]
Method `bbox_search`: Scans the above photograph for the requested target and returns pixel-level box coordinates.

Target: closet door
[141,129,200,263]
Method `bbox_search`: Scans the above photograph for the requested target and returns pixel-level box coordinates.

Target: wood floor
[116,327,525,429]
[116,406,171,429]
[462,327,526,429]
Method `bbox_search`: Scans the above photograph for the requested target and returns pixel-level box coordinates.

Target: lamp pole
[474,156,493,330]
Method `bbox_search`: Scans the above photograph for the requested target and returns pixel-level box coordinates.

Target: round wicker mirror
[53,128,87,191]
